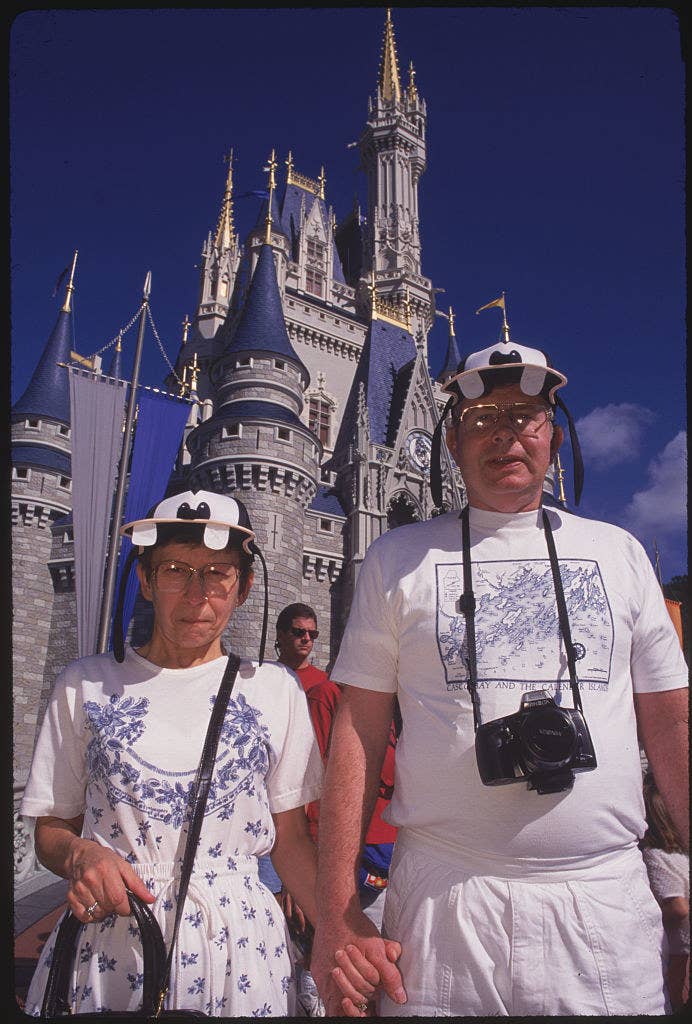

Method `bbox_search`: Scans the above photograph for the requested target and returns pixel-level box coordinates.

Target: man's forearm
[635,688,689,849]
[316,686,394,921]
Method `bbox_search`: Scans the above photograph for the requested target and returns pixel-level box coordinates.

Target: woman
[21,490,329,1016]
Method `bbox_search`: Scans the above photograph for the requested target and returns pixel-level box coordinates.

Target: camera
[475,690,597,794]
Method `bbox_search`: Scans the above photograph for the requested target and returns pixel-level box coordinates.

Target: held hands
[66,838,155,923]
[312,910,406,1017]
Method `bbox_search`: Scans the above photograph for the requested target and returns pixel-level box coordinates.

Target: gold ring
[85,900,99,917]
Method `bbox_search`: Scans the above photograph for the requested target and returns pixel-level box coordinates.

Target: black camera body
[475,690,597,795]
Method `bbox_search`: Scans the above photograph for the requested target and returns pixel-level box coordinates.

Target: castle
[12,11,544,887]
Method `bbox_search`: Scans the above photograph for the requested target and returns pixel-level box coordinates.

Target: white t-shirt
[642,848,690,901]
[332,506,687,873]
[22,649,323,861]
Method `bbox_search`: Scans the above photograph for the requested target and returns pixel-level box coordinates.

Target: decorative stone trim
[303,552,343,583]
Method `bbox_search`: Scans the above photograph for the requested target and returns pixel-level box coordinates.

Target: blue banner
[111,389,190,648]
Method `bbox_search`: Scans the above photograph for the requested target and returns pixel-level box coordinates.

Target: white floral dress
[21,649,323,1017]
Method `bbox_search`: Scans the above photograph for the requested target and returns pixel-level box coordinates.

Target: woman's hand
[35,815,154,924]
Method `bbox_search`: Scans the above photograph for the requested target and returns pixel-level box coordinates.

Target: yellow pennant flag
[476,295,505,315]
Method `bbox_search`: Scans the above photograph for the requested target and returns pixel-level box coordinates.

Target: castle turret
[359,10,434,342]
[435,308,462,385]
[186,238,319,658]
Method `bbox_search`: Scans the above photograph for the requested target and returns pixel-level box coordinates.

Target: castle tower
[185,239,320,658]
[359,10,434,343]
[435,308,462,385]
[11,253,81,881]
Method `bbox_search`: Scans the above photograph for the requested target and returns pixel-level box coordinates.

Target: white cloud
[623,431,687,540]
[575,403,656,469]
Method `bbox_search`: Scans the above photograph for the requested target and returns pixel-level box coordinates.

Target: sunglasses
[290,627,319,640]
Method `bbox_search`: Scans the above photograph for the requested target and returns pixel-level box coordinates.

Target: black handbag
[40,653,241,1019]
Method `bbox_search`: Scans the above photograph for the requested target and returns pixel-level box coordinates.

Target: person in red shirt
[274,604,399,1013]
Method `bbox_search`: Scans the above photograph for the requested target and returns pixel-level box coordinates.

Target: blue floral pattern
[22,656,320,1017]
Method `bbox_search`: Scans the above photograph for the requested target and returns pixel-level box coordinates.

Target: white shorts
[379,832,667,1016]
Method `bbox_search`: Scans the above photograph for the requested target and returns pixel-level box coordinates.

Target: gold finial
[181,314,191,345]
[115,332,122,353]
[214,148,235,249]
[178,362,189,398]
[407,60,418,101]
[264,149,277,245]
[286,151,294,182]
[378,8,402,103]
[190,351,200,394]
[318,166,326,201]
[448,306,455,337]
[555,452,567,506]
[61,250,79,313]
[331,210,337,235]
[369,268,377,317]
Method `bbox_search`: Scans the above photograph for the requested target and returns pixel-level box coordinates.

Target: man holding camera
[311,339,688,1016]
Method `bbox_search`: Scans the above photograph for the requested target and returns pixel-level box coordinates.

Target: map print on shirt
[436,558,614,692]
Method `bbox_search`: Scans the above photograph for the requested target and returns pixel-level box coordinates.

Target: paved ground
[14,879,68,1012]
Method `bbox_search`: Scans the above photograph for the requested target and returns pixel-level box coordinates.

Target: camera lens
[519,706,577,769]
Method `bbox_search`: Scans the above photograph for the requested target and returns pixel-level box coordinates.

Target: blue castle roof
[252,190,286,240]
[436,328,462,383]
[12,443,71,475]
[309,485,346,517]
[219,399,304,428]
[334,318,418,449]
[223,244,307,373]
[12,309,73,423]
[280,183,346,284]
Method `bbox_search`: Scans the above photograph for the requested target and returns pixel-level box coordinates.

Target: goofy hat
[113,489,269,664]
[430,308,583,510]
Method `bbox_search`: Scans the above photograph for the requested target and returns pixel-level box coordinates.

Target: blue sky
[10,6,686,578]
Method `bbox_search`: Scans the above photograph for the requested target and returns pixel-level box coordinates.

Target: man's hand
[311,910,406,1016]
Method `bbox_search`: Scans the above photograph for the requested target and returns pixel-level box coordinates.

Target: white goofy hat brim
[442,341,567,404]
[121,490,256,554]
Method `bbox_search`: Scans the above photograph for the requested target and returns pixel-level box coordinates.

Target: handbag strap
[154,651,240,1015]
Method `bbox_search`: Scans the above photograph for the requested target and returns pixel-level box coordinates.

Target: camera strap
[459,504,584,729]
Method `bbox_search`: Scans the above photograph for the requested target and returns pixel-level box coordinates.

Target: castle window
[63,528,74,544]
[309,396,332,446]
[305,267,324,298]
[274,360,286,370]
[13,466,30,480]
[223,424,242,439]
[276,427,292,442]
[58,476,72,490]
[58,424,71,437]
[236,357,253,368]
[319,519,333,533]
[320,466,332,484]
[307,238,326,263]
[26,418,41,429]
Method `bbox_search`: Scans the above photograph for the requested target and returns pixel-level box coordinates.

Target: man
[311,340,689,1017]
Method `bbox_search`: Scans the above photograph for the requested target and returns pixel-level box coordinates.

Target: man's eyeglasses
[458,402,553,437]
[290,627,319,640]
[150,560,239,597]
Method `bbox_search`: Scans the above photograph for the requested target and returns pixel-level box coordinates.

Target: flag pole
[96,271,152,654]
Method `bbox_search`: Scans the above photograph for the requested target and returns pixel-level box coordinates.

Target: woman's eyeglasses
[151,560,239,597]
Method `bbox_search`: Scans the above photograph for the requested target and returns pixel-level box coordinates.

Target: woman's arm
[269,806,318,926]
[35,815,154,922]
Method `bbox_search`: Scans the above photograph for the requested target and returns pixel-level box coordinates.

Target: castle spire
[214,148,235,250]
[264,149,278,246]
[12,255,77,423]
[378,9,402,103]
[436,307,462,385]
[61,249,78,314]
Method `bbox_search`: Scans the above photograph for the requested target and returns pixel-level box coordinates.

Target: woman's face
[136,539,252,659]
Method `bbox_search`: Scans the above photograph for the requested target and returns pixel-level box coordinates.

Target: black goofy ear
[430,396,456,511]
[555,395,584,506]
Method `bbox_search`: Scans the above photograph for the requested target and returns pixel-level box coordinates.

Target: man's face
[446,382,563,513]
[276,616,318,669]
[136,540,251,655]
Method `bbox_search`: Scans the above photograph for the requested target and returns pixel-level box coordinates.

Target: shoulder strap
[154,651,241,1015]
